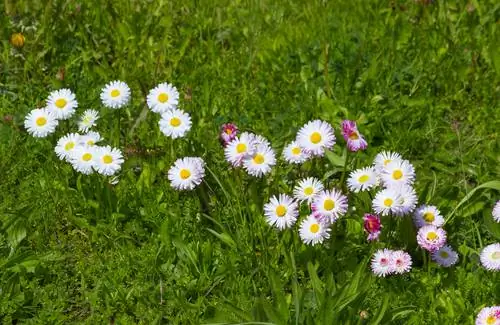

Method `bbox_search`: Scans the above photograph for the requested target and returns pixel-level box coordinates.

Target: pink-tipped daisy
[341,120,367,152]
[431,245,459,267]
[417,225,447,252]
[371,249,394,277]
[311,189,348,224]
[391,250,412,274]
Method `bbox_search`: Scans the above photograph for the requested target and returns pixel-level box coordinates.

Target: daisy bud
[341,120,367,152]
[219,123,239,146]
[363,214,382,241]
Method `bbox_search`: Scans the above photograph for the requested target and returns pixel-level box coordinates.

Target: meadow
[1,0,499,324]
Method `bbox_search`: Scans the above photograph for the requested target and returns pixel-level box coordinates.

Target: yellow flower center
[440,251,449,258]
[426,232,438,241]
[36,117,47,126]
[486,316,496,325]
[87,140,95,146]
[392,170,403,180]
[324,199,335,211]
[158,93,169,103]
[64,142,75,151]
[110,89,120,98]
[384,159,391,166]
[291,147,301,155]
[170,117,181,127]
[236,143,247,153]
[358,174,369,183]
[253,154,265,164]
[55,98,67,109]
[310,132,322,144]
[349,132,359,140]
[180,169,191,179]
[423,212,435,222]
[492,252,500,260]
[310,223,320,233]
[225,128,232,134]
[304,187,314,196]
[384,198,393,207]
[275,205,286,217]
[103,155,113,164]
[82,153,92,161]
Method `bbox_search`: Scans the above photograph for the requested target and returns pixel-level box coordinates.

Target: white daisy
[391,250,412,274]
[347,167,379,192]
[311,189,348,224]
[263,194,299,230]
[94,146,124,176]
[283,141,310,164]
[79,131,101,147]
[224,132,256,167]
[475,307,500,325]
[78,109,99,132]
[293,177,324,204]
[381,159,415,187]
[413,205,444,228]
[374,151,402,173]
[167,157,205,190]
[24,108,58,137]
[493,201,500,223]
[54,133,81,160]
[243,144,276,177]
[480,243,500,271]
[371,249,394,277]
[393,184,418,216]
[299,215,330,245]
[69,145,96,175]
[159,108,192,139]
[431,245,459,267]
[46,88,78,120]
[100,80,131,109]
[146,82,179,113]
[296,120,336,156]
[372,188,402,216]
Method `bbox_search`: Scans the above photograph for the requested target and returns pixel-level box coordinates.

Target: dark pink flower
[363,214,382,241]
[219,123,239,146]
[341,120,367,152]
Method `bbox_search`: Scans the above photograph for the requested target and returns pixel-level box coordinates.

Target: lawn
[1,0,499,324]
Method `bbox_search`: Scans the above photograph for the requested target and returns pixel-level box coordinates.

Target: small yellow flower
[10,33,25,48]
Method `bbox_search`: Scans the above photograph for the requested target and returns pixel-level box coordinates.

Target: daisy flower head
[159,108,192,139]
[93,145,124,176]
[493,201,500,223]
[299,215,331,246]
[24,108,58,137]
[431,245,459,267]
[413,205,444,228]
[347,167,378,192]
[371,249,394,277]
[311,189,348,224]
[146,82,179,113]
[79,131,101,147]
[69,145,96,175]
[47,88,78,120]
[341,120,367,152]
[293,177,324,204]
[381,159,415,187]
[417,225,447,252]
[363,214,382,241]
[54,133,80,161]
[391,250,412,274]
[78,109,99,132]
[243,143,276,177]
[476,306,500,325]
[372,188,403,216]
[219,123,239,146]
[283,141,310,164]
[167,157,205,191]
[100,80,131,109]
[263,194,299,230]
[296,120,335,157]
[480,243,500,271]
[393,184,418,216]
[374,151,402,173]
[224,132,256,167]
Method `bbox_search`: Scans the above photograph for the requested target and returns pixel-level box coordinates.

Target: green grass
[1,0,499,323]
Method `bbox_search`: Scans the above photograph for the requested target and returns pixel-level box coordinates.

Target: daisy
[391,250,412,274]
[431,245,459,267]
[243,144,276,177]
[372,188,403,216]
[219,123,238,146]
[347,167,378,192]
[363,214,382,241]
[167,157,205,191]
[296,120,335,156]
[341,120,367,152]
[159,108,192,139]
[381,159,415,187]
[283,141,310,164]
[78,109,99,132]
[293,177,324,204]
[475,307,500,325]
[371,249,394,277]
[311,189,348,224]
[393,184,418,216]
[79,131,101,146]
[146,82,179,113]
[493,201,500,223]
[54,133,81,160]
[224,132,256,167]
[100,80,131,109]
[263,194,299,230]
[480,243,500,271]
[24,108,58,137]
[47,88,78,120]
[417,225,447,252]
[299,215,331,245]
[374,151,402,173]
[94,146,124,176]
[413,205,444,228]
[69,145,96,175]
